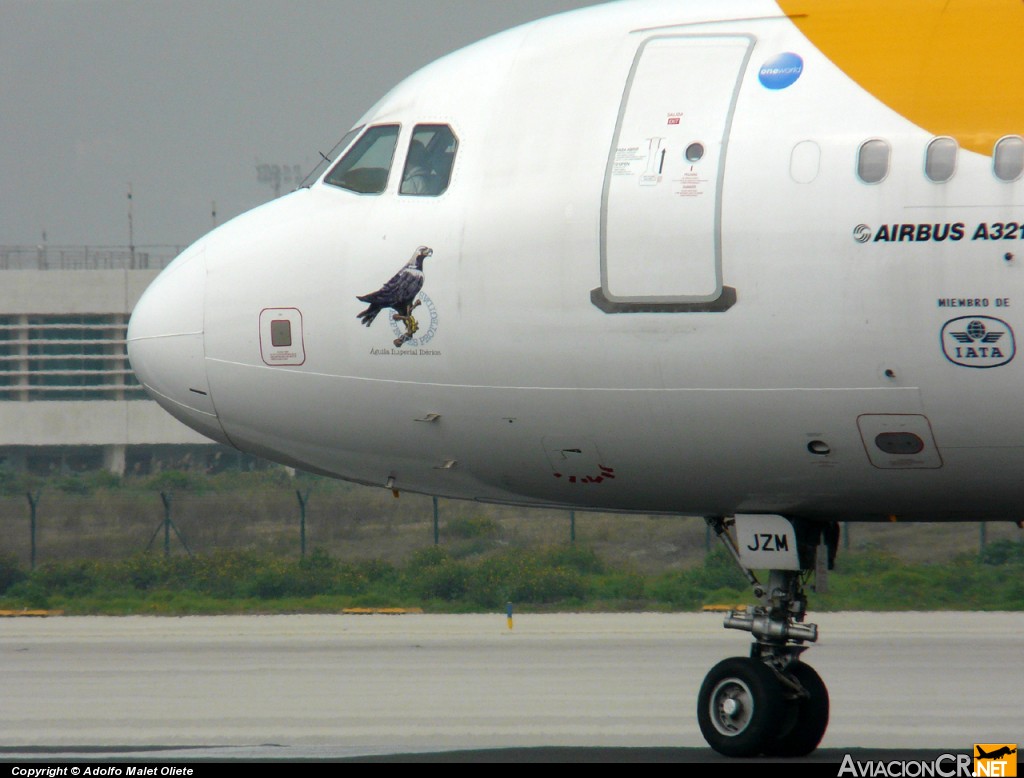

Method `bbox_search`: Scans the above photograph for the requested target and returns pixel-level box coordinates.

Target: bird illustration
[356,246,432,346]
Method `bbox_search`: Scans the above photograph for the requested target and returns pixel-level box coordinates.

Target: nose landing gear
[698,657,787,756]
[697,516,836,757]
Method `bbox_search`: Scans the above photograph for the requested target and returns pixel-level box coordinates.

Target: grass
[1,541,1022,614]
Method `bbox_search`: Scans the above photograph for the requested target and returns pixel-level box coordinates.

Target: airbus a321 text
[127,0,1024,757]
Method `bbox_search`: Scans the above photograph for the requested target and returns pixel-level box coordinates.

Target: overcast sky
[1,0,605,249]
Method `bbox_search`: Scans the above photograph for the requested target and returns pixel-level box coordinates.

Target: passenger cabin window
[925,137,957,183]
[400,125,459,196]
[789,140,820,184]
[324,124,400,194]
[994,136,1024,182]
[857,139,890,184]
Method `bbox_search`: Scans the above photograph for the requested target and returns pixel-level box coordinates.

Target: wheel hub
[710,678,754,735]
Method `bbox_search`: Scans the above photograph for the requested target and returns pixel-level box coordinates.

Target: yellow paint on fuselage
[777,0,1024,156]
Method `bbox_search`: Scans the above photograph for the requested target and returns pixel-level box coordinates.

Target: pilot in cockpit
[400,141,434,195]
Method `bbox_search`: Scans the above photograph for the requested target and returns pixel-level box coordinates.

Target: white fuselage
[128,0,1024,523]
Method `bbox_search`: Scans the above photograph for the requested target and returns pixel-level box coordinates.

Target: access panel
[857,414,943,469]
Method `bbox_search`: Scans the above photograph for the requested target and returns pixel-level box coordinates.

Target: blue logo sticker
[759,53,804,90]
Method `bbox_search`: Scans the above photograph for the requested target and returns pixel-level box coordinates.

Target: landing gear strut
[697,516,837,757]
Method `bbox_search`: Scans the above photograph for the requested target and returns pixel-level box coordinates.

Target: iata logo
[941,317,1015,368]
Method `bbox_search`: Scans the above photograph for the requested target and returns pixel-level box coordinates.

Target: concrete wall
[0,269,219,472]
[0,269,159,314]
[0,401,213,446]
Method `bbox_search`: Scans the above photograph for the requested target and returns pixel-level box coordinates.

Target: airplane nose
[127,244,232,446]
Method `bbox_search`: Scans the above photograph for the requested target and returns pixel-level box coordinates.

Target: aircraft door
[595,35,752,313]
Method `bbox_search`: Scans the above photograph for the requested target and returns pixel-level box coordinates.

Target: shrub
[544,545,605,574]
[405,546,451,572]
[594,571,645,600]
[353,558,396,584]
[297,548,339,593]
[145,470,205,493]
[189,551,258,597]
[115,554,174,591]
[32,560,105,597]
[0,468,41,497]
[86,470,123,491]
[0,553,27,594]
[55,476,92,495]
[413,559,470,601]
[689,548,747,591]
[647,550,747,608]
[647,571,703,609]
[4,579,51,609]
[466,550,585,607]
[250,567,289,598]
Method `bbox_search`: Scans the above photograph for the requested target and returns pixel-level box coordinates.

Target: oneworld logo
[758,52,804,89]
[941,317,1015,369]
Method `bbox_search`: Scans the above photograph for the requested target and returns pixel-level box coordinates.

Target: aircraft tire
[697,657,785,757]
[763,662,830,757]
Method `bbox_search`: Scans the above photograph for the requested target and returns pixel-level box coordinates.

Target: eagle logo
[356,246,432,347]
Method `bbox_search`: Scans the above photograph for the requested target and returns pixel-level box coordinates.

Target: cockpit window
[298,126,363,189]
[324,124,400,194]
[400,125,459,196]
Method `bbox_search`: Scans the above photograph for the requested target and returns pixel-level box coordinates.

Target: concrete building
[0,248,225,475]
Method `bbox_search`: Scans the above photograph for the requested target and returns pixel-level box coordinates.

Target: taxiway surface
[0,612,1019,759]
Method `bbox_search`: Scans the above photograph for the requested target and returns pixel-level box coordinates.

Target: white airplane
[127,0,1024,757]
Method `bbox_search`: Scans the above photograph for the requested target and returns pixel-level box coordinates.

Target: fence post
[161,492,172,557]
[296,489,310,558]
[570,510,576,543]
[26,490,41,570]
[433,496,439,545]
[147,491,191,557]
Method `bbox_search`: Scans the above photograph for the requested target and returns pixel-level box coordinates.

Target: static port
[807,440,831,455]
